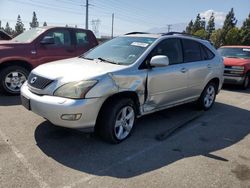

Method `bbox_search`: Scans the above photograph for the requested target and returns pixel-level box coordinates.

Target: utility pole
[167,24,172,32]
[85,0,89,29]
[111,13,114,38]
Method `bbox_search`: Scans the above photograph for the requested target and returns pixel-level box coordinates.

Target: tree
[201,17,206,30]
[43,22,47,26]
[30,11,39,28]
[4,22,13,35]
[225,28,241,45]
[206,13,215,40]
[222,8,237,32]
[210,29,223,48]
[186,20,193,34]
[241,13,250,45]
[221,8,237,45]
[15,15,25,36]
[193,14,203,33]
[194,29,208,39]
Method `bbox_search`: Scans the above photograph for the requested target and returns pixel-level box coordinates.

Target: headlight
[54,80,98,99]
[231,66,244,70]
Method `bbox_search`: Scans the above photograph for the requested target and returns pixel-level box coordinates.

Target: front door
[35,29,76,65]
[145,38,189,112]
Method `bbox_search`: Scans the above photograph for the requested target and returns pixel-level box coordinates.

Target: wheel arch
[96,91,141,127]
[0,60,33,72]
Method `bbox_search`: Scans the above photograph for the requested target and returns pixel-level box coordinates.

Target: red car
[0,26,98,94]
[218,46,250,89]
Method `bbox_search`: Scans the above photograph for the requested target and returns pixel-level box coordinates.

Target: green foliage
[206,13,215,39]
[4,22,13,35]
[221,8,237,45]
[210,29,223,48]
[193,29,208,39]
[193,14,203,33]
[240,13,250,45]
[15,15,25,36]
[222,8,237,32]
[185,20,193,34]
[225,28,241,45]
[30,11,39,28]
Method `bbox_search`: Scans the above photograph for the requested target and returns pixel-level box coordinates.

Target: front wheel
[97,98,136,144]
[197,82,217,111]
[0,66,29,95]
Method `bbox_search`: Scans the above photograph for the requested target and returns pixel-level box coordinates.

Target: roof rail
[162,32,205,40]
[125,32,149,35]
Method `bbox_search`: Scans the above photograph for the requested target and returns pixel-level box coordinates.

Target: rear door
[181,39,214,98]
[74,30,98,56]
[145,38,189,111]
[35,28,76,64]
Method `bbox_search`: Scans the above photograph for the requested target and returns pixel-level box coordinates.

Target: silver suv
[21,32,224,143]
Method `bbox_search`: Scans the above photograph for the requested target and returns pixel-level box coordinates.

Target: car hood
[32,57,127,82]
[224,57,250,66]
[0,41,27,50]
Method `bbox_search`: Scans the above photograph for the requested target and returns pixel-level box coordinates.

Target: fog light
[61,114,82,121]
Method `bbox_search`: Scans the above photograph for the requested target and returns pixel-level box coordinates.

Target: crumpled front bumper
[20,82,105,131]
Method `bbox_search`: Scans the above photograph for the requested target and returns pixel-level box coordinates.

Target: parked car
[0,29,12,40]
[21,32,224,144]
[218,46,250,89]
[0,26,98,94]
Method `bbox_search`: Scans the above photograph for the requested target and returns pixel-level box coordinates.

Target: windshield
[218,47,250,59]
[83,36,156,65]
[12,28,46,43]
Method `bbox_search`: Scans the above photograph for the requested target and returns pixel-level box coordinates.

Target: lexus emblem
[30,77,37,84]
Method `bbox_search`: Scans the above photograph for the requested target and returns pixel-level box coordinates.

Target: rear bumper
[20,82,105,131]
[223,75,245,85]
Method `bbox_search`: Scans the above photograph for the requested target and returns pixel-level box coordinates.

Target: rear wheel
[97,98,136,144]
[197,82,217,111]
[242,73,250,90]
[0,66,29,95]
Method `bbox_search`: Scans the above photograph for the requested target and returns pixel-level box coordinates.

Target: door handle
[180,68,188,73]
[207,64,212,69]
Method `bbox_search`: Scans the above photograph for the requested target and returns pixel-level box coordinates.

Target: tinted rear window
[182,39,202,62]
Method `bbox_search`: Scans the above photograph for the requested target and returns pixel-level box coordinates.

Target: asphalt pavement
[0,86,250,188]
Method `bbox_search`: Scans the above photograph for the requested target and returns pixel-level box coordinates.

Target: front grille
[28,73,53,89]
[224,65,244,76]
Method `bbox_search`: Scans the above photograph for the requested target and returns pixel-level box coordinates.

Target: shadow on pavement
[0,94,21,106]
[34,102,250,178]
[222,85,250,94]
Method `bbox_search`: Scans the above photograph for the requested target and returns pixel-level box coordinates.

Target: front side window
[42,30,71,46]
[218,47,250,59]
[83,36,156,65]
[182,39,202,62]
[150,38,183,65]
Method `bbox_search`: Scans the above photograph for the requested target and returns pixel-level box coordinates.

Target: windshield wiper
[80,56,94,60]
[96,57,119,65]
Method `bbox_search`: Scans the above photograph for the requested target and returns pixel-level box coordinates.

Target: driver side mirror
[40,36,55,45]
[150,55,169,67]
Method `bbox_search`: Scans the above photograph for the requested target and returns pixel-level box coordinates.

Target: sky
[0,0,249,37]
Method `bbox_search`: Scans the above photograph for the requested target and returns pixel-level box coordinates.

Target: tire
[0,66,29,95]
[242,73,250,90]
[97,98,136,144]
[197,82,217,111]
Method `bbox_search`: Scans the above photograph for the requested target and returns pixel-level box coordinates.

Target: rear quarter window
[200,44,215,60]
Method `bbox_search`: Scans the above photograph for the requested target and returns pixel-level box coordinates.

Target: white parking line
[0,129,50,188]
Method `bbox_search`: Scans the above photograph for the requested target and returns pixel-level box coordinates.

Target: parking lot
[0,86,250,188]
